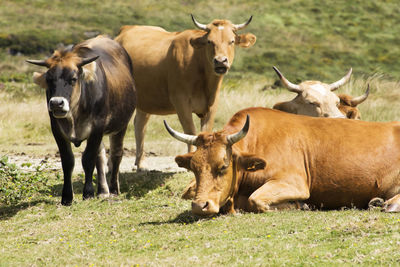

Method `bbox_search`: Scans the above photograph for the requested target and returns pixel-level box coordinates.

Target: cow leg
[383,194,400,212]
[200,93,220,132]
[51,121,75,206]
[108,126,128,195]
[173,101,196,153]
[95,141,110,198]
[247,178,310,213]
[82,133,103,200]
[182,178,196,200]
[134,109,151,171]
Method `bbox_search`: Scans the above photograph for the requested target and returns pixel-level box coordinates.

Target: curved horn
[272,66,302,93]
[78,55,99,68]
[233,15,253,31]
[350,84,370,107]
[329,68,352,91]
[26,59,49,68]
[227,115,250,145]
[164,120,198,145]
[191,14,208,30]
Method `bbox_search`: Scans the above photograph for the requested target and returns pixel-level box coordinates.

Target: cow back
[225,107,400,208]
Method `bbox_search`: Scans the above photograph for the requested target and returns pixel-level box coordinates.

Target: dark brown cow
[165,107,400,215]
[115,15,256,170]
[27,36,136,205]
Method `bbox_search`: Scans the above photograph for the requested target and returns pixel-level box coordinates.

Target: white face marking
[218,26,224,30]
[309,84,328,96]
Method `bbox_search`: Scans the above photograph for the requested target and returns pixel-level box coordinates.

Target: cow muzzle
[192,200,219,215]
[213,57,229,75]
[48,97,70,118]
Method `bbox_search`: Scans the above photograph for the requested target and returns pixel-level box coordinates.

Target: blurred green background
[1,0,399,82]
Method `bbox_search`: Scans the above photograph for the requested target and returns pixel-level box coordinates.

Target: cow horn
[26,59,49,68]
[78,55,99,68]
[329,68,352,91]
[164,120,198,145]
[272,66,302,93]
[227,115,250,145]
[233,15,253,31]
[350,84,370,107]
[191,14,208,31]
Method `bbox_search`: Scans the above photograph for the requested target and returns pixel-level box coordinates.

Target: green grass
[1,165,400,266]
[1,0,400,81]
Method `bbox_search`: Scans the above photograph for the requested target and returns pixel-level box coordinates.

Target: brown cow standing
[115,15,256,170]
[272,67,369,119]
[27,36,136,205]
[165,107,400,215]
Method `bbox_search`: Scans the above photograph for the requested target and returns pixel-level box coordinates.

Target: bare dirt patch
[5,151,185,174]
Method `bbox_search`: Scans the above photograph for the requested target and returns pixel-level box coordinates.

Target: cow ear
[175,153,194,170]
[235,33,256,48]
[81,61,97,82]
[238,153,266,172]
[190,35,207,49]
[32,72,47,89]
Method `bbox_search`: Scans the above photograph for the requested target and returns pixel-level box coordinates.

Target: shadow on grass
[139,210,227,226]
[119,171,176,199]
[0,199,56,221]
[0,170,176,221]
[47,170,176,200]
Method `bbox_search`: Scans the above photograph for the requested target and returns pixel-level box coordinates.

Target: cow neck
[204,68,224,107]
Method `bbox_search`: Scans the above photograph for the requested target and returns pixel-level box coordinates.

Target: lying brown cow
[27,36,136,205]
[337,86,370,119]
[272,67,369,119]
[115,15,256,170]
[165,107,400,215]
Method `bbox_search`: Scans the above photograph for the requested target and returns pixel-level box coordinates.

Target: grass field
[2,0,400,265]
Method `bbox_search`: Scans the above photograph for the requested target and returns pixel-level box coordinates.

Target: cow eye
[70,77,78,84]
[217,165,229,176]
[230,39,235,45]
[311,102,320,107]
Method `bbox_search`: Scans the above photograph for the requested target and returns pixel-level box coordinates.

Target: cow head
[27,48,98,119]
[273,67,353,118]
[164,116,266,216]
[337,85,370,119]
[190,14,256,76]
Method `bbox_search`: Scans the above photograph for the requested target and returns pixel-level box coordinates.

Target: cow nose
[213,57,228,65]
[192,201,209,213]
[49,98,64,109]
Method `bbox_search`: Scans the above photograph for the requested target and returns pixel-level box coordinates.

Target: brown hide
[171,107,400,215]
[115,16,256,170]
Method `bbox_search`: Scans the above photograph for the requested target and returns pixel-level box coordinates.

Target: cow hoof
[98,192,110,199]
[368,197,385,209]
[83,192,95,200]
[384,203,400,213]
[109,188,120,196]
[61,198,73,206]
